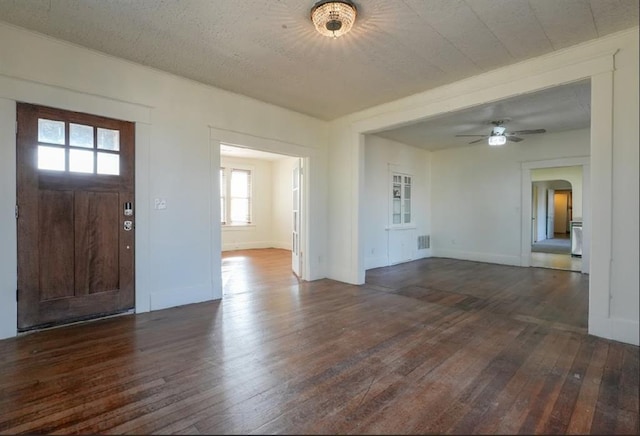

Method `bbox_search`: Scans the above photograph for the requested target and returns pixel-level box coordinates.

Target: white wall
[0,98,17,338]
[532,166,584,218]
[0,21,636,346]
[221,156,273,251]
[532,180,572,241]
[608,27,639,333]
[430,129,589,265]
[328,28,639,345]
[364,135,431,270]
[0,22,327,339]
[219,155,297,251]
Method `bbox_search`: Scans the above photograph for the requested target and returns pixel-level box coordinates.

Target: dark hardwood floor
[0,249,638,434]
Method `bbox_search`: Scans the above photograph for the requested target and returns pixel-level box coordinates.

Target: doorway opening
[218,144,305,296]
[524,163,587,273]
[531,177,581,272]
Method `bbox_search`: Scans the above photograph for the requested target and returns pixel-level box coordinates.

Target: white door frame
[521,157,590,274]
[292,158,303,277]
[209,129,311,297]
[546,188,555,239]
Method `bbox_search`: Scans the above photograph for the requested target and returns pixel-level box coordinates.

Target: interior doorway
[524,163,588,273]
[218,144,305,294]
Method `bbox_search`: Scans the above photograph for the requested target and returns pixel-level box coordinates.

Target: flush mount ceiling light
[311,0,357,38]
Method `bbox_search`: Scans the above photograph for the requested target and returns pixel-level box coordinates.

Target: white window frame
[390,171,413,228]
[220,165,253,226]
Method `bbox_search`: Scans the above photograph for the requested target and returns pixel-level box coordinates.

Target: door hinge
[15,205,18,219]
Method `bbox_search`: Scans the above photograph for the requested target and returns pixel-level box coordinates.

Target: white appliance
[570,220,583,257]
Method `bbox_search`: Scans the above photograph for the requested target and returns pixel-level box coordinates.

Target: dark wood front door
[16,103,135,331]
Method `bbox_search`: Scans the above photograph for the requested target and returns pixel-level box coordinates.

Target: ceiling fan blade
[455,134,487,137]
[468,138,485,144]
[509,129,546,135]
[506,136,524,142]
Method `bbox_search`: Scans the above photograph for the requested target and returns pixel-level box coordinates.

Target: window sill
[385,225,416,231]
[222,224,256,231]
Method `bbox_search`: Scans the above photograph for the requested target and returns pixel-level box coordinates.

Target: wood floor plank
[0,249,637,435]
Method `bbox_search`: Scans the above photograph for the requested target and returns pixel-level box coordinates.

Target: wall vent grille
[418,235,430,250]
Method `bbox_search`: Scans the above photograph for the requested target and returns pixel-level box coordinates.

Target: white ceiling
[220,144,290,161]
[0,0,637,123]
[374,79,592,151]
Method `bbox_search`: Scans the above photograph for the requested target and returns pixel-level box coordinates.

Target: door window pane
[38,119,65,145]
[97,152,119,175]
[69,123,94,148]
[97,128,120,151]
[69,149,94,173]
[37,145,65,171]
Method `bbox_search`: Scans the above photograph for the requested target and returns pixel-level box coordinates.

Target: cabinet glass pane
[97,128,120,151]
[393,184,401,199]
[393,214,401,224]
[37,145,65,171]
[404,213,411,223]
[97,152,119,175]
[393,199,401,213]
[70,123,94,148]
[38,119,65,145]
[69,149,94,173]
[404,185,411,199]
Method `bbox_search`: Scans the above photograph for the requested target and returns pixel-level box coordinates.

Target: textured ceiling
[375,79,592,151]
[0,0,637,122]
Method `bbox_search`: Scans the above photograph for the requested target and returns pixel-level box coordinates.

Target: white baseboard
[149,283,216,311]
[589,316,640,346]
[432,248,521,267]
[222,241,290,251]
[365,255,389,270]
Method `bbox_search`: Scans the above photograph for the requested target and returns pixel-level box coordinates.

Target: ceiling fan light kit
[311,0,357,38]
[455,120,547,146]
[488,135,507,146]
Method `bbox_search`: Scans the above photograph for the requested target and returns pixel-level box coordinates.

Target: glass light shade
[311,0,357,38]
[488,135,507,146]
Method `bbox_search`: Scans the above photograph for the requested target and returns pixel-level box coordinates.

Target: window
[391,172,412,226]
[220,167,252,225]
[37,118,120,175]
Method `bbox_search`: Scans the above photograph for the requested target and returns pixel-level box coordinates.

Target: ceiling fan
[455,120,546,146]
